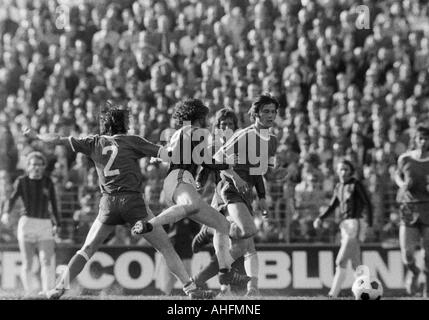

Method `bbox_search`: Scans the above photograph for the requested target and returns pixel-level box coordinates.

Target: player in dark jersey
[1,151,60,296]
[395,125,429,297]
[23,106,215,300]
[313,159,373,298]
[131,99,251,294]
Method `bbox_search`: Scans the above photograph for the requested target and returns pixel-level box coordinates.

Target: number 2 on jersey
[102,145,120,177]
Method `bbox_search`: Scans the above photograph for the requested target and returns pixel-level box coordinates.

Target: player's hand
[313,217,322,229]
[37,133,60,144]
[259,199,269,217]
[52,225,60,237]
[1,213,10,226]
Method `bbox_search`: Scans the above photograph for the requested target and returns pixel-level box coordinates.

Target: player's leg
[17,217,37,295]
[37,219,57,294]
[141,218,214,298]
[135,203,214,299]
[351,218,366,270]
[226,201,259,295]
[47,219,115,299]
[399,224,421,295]
[329,219,357,298]
[158,255,176,295]
[132,170,201,234]
[227,202,258,240]
[421,226,429,297]
[192,238,249,287]
[136,203,200,232]
[37,239,56,294]
[173,183,233,268]
[175,184,250,292]
[17,239,37,295]
[244,238,260,296]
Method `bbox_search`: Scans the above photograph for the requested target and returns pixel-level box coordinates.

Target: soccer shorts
[339,218,367,242]
[162,169,197,206]
[215,179,254,215]
[17,216,54,243]
[98,193,148,226]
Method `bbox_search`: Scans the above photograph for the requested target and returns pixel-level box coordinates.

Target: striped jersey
[396,150,429,203]
[213,124,278,187]
[68,134,161,194]
[5,175,60,225]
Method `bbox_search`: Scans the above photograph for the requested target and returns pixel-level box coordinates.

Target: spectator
[1,0,429,245]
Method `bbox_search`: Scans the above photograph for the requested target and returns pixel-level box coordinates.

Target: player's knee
[229,222,256,239]
[230,240,247,258]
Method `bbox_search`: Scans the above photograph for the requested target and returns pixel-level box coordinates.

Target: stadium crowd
[0,0,428,245]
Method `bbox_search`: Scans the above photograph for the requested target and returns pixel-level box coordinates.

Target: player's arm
[314,185,340,228]
[394,154,408,189]
[48,178,61,228]
[1,178,22,226]
[23,128,70,146]
[355,180,373,227]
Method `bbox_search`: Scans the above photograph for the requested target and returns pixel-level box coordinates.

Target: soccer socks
[57,251,89,289]
[244,251,259,291]
[329,266,347,297]
[212,231,234,269]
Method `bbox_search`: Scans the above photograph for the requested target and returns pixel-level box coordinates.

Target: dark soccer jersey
[68,134,161,194]
[214,124,278,188]
[397,150,429,203]
[5,175,60,225]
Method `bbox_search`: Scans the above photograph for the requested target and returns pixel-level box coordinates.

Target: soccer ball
[352,275,383,300]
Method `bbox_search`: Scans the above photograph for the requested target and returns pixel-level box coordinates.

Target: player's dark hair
[248,93,280,121]
[338,158,355,175]
[172,98,209,126]
[100,101,129,135]
[214,108,238,132]
[416,124,429,136]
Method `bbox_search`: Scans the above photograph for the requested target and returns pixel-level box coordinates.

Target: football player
[395,124,429,297]
[23,104,215,299]
[313,159,373,298]
[1,151,60,296]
